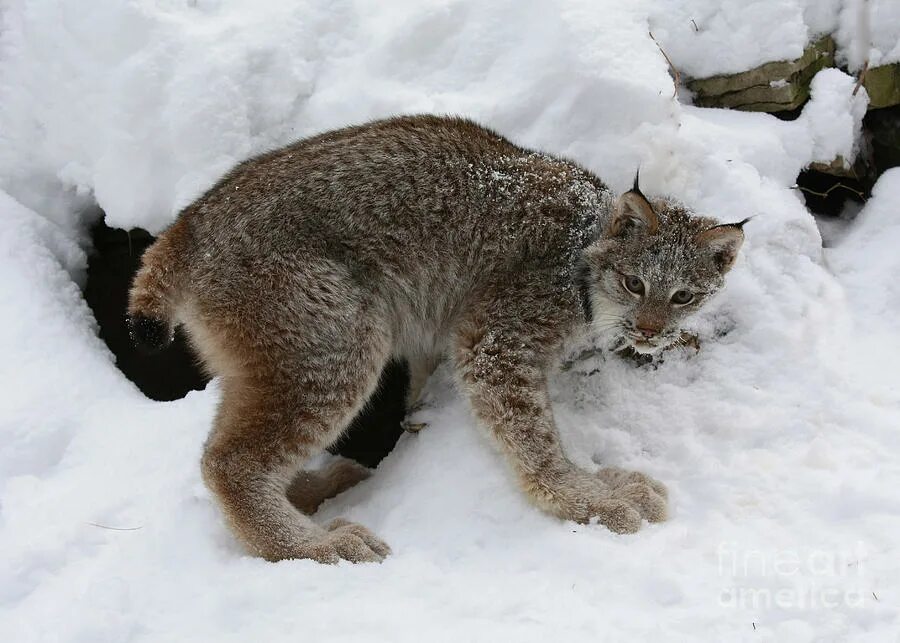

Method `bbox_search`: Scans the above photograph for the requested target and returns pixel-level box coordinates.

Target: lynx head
[579,176,746,354]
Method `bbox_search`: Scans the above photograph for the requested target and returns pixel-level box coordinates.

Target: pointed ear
[608,173,659,236]
[695,219,748,273]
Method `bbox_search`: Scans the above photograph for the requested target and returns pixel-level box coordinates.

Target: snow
[648,0,821,78]
[837,0,900,70]
[800,68,869,166]
[649,0,900,78]
[1,2,899,641]
[828,168,900,333]
[866,0,900,66]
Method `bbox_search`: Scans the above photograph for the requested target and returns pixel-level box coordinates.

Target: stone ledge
[863,63,900,109]
[688,36,835,112]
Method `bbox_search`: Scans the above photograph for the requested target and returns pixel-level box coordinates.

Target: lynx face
[583,188,746,354]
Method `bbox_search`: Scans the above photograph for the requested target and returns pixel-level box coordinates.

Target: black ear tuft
[632,167,643,197]
[609,173,659,236]
[127,313,172,353]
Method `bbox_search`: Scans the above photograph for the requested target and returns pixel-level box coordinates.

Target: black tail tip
[126,313,172,353]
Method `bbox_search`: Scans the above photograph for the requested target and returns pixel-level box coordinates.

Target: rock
[808,153,872,181]
[688,36,835,112]
[863,63,900,109]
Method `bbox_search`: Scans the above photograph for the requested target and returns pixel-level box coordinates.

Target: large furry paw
[321,518,391,563]
[256,518,391,565]
[264,520,390,564]
[558,468,668,534]
[594,466,668,501]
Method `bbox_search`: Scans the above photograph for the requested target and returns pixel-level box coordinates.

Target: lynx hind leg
[287,457,372,514]
[199,296,393,563]
[202,375,390,563]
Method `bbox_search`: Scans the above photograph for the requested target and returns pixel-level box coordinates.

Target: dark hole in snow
[83,217,408,468]
[796,168,868,217]
[803,105,900,246]
[83,221,206,401]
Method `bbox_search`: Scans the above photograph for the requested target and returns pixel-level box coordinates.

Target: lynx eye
[622,275,644,296]
[671,289,694,305]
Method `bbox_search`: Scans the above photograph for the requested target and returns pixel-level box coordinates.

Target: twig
[691,19,699,32]
[649,31,681,98]
[853,0,871,97]
[792,182,867,202]
[87,521,143,531]
[852,60,870,96]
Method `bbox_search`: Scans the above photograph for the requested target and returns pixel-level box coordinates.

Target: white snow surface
[648,0,841,78]
[649,0,900,79]
[836,0,900,71]
[1,2,899,641]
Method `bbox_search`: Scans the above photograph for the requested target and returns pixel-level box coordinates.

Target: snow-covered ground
[1,2,899,641]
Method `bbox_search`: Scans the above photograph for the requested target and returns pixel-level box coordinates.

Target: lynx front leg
[453,307,667,533]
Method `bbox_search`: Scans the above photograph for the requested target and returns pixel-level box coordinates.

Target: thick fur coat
[128,115,743,562]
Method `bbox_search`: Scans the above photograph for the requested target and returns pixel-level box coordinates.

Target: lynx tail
[126,218,191,352]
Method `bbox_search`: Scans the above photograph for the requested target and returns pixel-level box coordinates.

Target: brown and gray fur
[128,115,745,563]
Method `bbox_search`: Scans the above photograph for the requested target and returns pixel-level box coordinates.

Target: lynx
[128,115,745,563]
